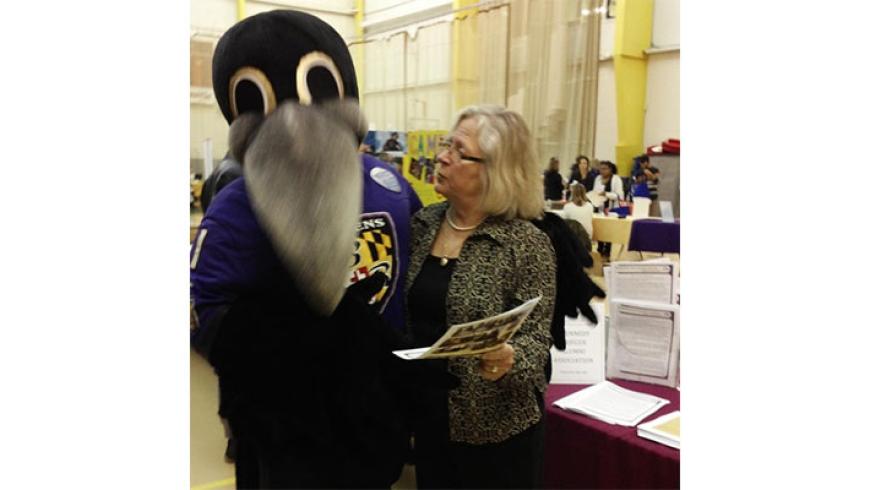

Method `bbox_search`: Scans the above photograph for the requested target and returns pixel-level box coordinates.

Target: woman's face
[579,159,589,172]
[600,164,612,178]
[435,117,486,203]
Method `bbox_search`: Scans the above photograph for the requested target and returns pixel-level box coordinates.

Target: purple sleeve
[190,180,275,346]
[407,180,423,216]
[190,218,244,332]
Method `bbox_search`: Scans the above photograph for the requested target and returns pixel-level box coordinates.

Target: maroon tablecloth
[543,380,680,489]
[627,219,680,254]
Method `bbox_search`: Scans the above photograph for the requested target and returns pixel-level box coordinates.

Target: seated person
[632,154,660,201]
[592,161,623,259]
[592,161,624,210]
[562,182,594,240]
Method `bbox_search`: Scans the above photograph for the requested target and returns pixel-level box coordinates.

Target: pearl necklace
[439,209,484,266]
[445,208,483,232]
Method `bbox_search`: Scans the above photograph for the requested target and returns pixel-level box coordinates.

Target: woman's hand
[479,343,515,381]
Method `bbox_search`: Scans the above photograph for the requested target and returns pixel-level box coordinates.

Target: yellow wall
[452,0,479,113]
[612,0,653,175]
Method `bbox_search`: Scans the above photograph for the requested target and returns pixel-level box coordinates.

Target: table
[592,215,634,260]
[543,381,680,489]
[628,219,680,254]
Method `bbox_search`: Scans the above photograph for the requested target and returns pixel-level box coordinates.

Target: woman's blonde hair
[570,182,588,205]
[454,105,544,220]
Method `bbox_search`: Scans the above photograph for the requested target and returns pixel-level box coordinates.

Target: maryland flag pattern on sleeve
[348,212,399,312]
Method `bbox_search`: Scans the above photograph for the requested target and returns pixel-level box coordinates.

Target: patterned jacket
[406,201,556,444]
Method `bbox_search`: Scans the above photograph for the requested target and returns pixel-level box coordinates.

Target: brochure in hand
[392,296,541,360]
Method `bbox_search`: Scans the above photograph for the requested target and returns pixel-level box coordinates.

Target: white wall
[593,0,679,166]
[361,0,453,131]
[644,51,680,148]
[190,0,355,167]
[594,12,617,162]
[363,33,407,131]
[594,60,616,162]
[599,13,616,60]
[360,2,453,132]
[645,0,680,148]
[652,0,680,48]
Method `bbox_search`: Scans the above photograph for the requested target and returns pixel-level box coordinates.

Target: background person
[562,182,594,240]
[382,131,404,151]
[568,155,597,193]
[633,154,661,213]
[543,156,565,201]
[200,153,242,213]
[592,160,624,211]
[592,161,623,259]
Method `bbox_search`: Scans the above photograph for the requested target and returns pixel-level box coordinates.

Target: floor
[189,208,678,489]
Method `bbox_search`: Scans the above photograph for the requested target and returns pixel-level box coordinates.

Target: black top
[201,158,243,213]
[407,255,456,434]
[581,171,597,192]
[568,165,597,192]
[382,139,403,152]
[544,170,564,200]
[408,255,456,347]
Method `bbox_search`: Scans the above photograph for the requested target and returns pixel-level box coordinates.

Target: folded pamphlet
[393,297,541,360]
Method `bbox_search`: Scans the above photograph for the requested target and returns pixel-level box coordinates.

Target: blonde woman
[406,105,556,488]
[562,182,594,239]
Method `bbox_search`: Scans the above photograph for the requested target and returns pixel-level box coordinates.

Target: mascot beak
[233,100,368,316]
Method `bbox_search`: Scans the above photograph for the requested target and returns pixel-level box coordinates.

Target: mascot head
[213,10,368,315]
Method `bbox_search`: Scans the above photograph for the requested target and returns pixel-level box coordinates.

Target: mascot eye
[296,51,344,106]
[229,67,277,118]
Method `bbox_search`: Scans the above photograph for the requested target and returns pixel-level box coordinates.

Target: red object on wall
[647,139,680,155]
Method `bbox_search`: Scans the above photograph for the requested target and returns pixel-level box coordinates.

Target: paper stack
[637,410,680,449]
[604,259,681,388]
[552,381,669,426]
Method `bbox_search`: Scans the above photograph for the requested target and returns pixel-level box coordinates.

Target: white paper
[609,261,677,305]
[588,192,606,208]
[550,303,606,384]
[393,296,541,360]
[392,348,430,361]
[659,201,674,222]
[553,380,670,426]
[607,300,680,387]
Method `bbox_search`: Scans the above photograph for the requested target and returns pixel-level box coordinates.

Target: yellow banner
[404,130,448,206]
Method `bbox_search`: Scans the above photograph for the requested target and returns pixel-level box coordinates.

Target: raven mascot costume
[189,10,455,488]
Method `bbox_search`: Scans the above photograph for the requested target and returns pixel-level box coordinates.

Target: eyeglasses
[437,137,485,164]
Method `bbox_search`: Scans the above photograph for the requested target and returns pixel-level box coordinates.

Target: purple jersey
[190,154,421,349]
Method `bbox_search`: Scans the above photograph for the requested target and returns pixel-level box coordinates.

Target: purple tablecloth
[543,381,680,489]
[628,219,680,254]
